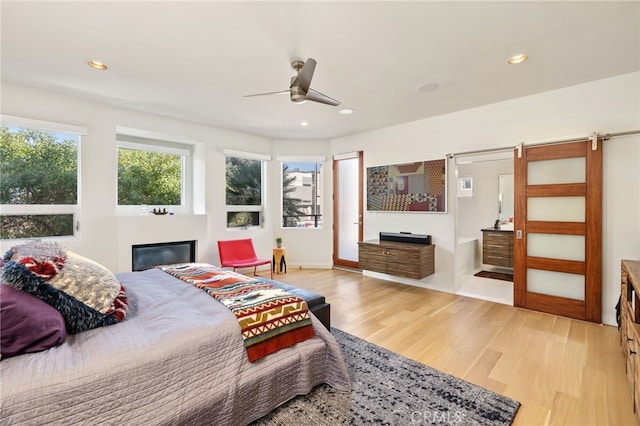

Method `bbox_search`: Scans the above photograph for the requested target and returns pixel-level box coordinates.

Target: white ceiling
[2,1,638,140]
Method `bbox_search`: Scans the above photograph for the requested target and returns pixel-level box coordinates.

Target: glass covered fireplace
[131,240,196,271]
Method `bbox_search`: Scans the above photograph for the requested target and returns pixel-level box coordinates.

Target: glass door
[333,152,363,269]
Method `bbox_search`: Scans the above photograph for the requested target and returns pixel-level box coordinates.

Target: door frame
[333,151,363,269]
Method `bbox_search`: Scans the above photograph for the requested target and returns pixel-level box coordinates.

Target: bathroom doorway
[453,150,514,305]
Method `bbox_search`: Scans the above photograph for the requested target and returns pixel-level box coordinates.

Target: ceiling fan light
[290,85,307,103]
[339,108,354,115]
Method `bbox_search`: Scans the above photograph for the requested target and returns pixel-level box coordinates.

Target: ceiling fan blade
[243,90,289,98]
[291,58,316,93]
[305,88,341,106]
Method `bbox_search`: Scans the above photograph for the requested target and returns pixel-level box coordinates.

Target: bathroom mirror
[498,174,514,221]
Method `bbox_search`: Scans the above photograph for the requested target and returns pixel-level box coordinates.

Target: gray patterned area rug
[254,328,520,426]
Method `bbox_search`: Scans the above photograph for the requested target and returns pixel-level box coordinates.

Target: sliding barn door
[513,139,602,322]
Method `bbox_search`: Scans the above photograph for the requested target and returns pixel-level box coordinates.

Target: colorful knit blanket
[158,263,314,362]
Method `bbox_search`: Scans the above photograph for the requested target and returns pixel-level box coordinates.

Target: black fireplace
[132,240,196,271]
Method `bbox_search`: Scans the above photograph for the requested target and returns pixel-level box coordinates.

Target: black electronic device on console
[379,232,431,245]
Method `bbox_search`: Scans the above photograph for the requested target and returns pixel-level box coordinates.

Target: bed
[0,266,351,425]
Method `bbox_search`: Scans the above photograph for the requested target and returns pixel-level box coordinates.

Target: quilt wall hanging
[367,159,446,212]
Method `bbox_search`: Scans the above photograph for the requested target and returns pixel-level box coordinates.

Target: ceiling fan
[244,58,340,107]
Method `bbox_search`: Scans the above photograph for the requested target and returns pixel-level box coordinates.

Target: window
[0,120,81,240]
[225,155,265,228]
[116,133,192,215]
[281,161,323,228]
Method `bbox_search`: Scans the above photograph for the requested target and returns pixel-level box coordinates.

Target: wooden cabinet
[620,259,640,423]
[358,240,434,280]
[481,229,514,267]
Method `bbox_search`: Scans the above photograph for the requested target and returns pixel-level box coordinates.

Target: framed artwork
[457,177,473,198]
[366,159,446,212]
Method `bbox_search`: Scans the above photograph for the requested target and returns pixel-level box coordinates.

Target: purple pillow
[1,284,66,358]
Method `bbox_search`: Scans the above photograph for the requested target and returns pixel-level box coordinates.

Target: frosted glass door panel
[337,158,359,262]
[528,197,585,222]
[527,269,585,300]
[527,234,585,261]
[527,158,585,185]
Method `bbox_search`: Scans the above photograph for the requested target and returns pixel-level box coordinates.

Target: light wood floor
[273,267,637,426]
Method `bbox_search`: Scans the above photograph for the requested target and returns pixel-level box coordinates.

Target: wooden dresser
[620,259,640,423]
[358,240,435,280]
[481,228,514,267]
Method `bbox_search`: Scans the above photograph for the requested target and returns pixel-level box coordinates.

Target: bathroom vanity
[481,228,514,268]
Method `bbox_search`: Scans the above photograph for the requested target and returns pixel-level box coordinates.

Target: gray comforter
[0,268,351,425]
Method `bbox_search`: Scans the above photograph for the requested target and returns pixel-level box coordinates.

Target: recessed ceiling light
[507,54,528,65]
[88,60,108,70]
[300,121,309,127]
[417,82,439,93]
[339,108,354,115]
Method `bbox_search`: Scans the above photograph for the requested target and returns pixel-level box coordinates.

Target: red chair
[217,238,273,279]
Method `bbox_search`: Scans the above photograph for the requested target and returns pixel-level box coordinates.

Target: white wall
[331,72,640,325]
[456,158,514,240]
[2,72,639,325]
[0,83,289,273]
[270,139,334,269]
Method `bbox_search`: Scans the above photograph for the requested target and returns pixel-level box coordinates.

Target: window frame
[0,115,84,241]
[115,132,194,216]
[277,156,325,230]
[224,150,270,230]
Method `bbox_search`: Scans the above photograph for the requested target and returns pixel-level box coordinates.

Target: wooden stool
[272,247,287,274]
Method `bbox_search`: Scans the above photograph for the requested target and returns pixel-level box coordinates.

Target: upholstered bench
[261,278,331,330]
